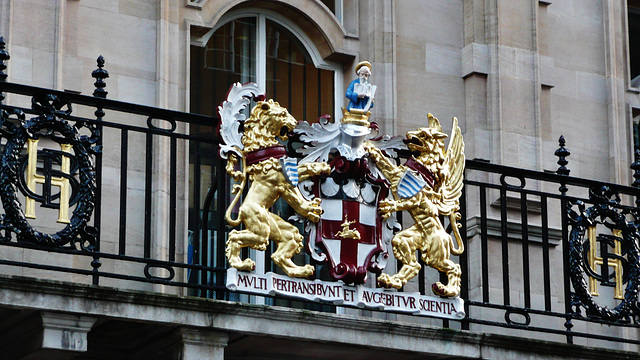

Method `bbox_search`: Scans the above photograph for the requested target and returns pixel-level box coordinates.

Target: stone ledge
[0,274,635,359]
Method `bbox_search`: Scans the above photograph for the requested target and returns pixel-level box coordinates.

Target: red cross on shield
[308,174,389,284]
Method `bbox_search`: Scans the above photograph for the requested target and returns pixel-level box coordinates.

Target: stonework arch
[198,0,350,61]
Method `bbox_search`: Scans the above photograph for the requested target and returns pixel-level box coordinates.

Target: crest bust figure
[346,61,376,112]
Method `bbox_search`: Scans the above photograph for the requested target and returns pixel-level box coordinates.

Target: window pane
[266,20,334,123]
[190,17,257,118]
[633,108,640,151]
[320,0,335,14]
[630,5,640,86]
[188,18,257,295]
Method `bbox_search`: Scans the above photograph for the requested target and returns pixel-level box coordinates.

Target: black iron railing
[0,39,228,297]
[460,158,640,346]
[0,39,639,347]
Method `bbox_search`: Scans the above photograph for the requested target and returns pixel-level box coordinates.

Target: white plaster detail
[324,238,342,265]
[342,179,359,199]
[360,183,376,204]
[218,82,264,159]
[321,177,340,197]
[357,243,376,267]
[359,204,377,227]
[321,199,343,221]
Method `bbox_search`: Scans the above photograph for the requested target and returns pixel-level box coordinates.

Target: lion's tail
[449,212,464,255]
[225,152,246,227]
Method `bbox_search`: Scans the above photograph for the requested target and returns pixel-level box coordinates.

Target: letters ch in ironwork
[25,138,73,224]
[587,227,623,300]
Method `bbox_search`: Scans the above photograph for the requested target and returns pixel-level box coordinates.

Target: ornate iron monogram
[19,139,79,224]
[568,186,640,322]
[0,94,100,250]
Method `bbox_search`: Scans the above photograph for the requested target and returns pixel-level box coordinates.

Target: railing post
[215,141,228,300]
[555,135,570,194]
[90,55,108,286]
[555,135,573,344]
[92,55,109,98]
[631,149,640,207]
[0,36,10,103]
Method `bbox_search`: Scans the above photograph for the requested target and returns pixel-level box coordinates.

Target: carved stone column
[179,328,229,360]
[40,312,96,353]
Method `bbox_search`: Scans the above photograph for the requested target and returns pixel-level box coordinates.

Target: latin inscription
[227,268,465,319]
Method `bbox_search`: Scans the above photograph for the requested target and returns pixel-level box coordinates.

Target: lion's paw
[289,264,315,279]
[317,162,331,175]
[304,198,323,222]
[253,242,268,251]
[432,282,457,297]
[229,258,256,272]
[377,273,403,289]
[378,199,397,218]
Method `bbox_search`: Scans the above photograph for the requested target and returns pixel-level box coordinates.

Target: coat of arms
[220,61,466,315]
[296,108,397,285]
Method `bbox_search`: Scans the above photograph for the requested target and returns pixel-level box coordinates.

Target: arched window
[190,13,341,122]
[188,12,342,297]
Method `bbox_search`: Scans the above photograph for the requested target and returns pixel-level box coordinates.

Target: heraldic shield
[308,159,390,284]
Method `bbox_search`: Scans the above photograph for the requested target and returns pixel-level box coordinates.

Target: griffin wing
[437,117,465,215]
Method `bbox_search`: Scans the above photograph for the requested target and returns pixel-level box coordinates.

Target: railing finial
[92,55,109,98]
[0,36,9,83]
[555,135,571,176]
[631,149,640,187]
[555,135,570,194]
[0,36,9,104]
[631,149,640,207]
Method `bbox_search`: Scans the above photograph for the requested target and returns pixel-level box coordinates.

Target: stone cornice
[0,275,634,359]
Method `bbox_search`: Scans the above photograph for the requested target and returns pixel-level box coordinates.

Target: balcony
[0,43,639,359]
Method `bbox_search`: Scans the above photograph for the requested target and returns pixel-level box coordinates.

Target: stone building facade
[3,0,638,180]
[0,0,639,359]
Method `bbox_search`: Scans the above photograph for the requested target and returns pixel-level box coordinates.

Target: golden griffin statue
[364,114,465,297]
[219,84,330,278]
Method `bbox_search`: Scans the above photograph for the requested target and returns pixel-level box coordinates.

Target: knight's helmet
[341,107,370,127]
[427,113,448,139]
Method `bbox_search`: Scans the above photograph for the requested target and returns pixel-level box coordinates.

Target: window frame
[188,9,345,293]
[195,9,344,121]
[627,0,640,90]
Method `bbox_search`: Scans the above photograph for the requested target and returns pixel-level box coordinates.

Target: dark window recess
[265,19,334,123]
[634,108,640,152]
[629,4,640,87]
[187,16,336,300]
[320,0,336,14]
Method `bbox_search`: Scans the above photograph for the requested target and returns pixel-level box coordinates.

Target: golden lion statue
[364,114,465,297]
[224,99,330,278]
